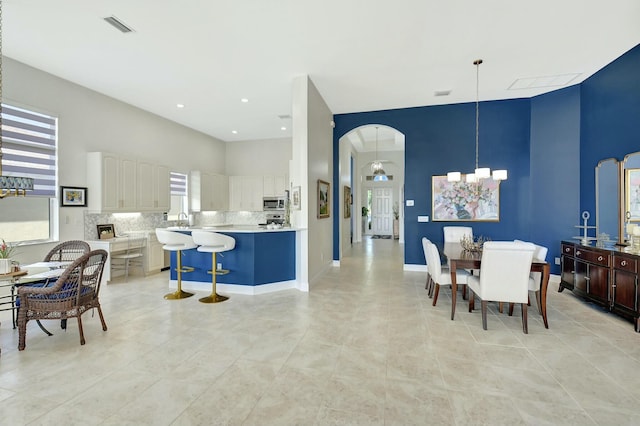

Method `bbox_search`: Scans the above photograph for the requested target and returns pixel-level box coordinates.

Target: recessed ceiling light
[281,126,287,131]
[176,103,185,108]
[241,98,249,103]
[231,130,238,134]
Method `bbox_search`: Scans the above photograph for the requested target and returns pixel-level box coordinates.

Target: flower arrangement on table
[460,234,490,252]
[0,239,17,259]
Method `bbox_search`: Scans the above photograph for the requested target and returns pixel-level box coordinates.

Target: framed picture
[317,179,330,219]
[432,175,500,221]
[97,224,115,240]
[292,186,301,210]
[344,186,352,218]
[60,186,88,207]
[626,168,640,221]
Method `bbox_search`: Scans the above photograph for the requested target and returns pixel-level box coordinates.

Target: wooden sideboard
[560,240,640,331]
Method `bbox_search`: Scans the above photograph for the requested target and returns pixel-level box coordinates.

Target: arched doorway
[336,124,405,261]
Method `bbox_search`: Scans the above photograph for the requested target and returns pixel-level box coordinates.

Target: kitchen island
[164,226,297,295]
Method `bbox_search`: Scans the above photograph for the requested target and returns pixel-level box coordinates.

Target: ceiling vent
[278,114,292,120]
[103,16,134,33]
[508,73,581,90]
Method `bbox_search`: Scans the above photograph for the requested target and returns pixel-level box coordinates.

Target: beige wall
[225,138,291,176]
[4,57,227,262]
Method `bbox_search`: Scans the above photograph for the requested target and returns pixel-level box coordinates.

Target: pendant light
[0,3,34,198]
[371,126,387,181]
[447,59,507,183]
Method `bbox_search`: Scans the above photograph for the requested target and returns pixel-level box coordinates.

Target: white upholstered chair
[426,240,470,307]
[443,226,473,243]
[422,237,433,294]
[191,230,235,304]
[467,241,536,333]
[515,240,549,314]
[155,229,197,300]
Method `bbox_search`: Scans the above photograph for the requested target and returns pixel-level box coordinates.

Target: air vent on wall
[103,16,134,33]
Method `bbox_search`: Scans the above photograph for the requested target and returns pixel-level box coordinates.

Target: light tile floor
[1,238,640,425]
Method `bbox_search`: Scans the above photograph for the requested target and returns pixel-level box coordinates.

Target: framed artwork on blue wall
[432,175,500,221]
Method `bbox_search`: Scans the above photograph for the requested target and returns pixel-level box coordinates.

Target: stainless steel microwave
[263,197,285,211]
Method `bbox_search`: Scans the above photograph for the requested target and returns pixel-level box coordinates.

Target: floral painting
[432,175,500,221]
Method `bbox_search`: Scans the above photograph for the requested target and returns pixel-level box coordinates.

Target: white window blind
[1,103,57,197]
[170,171,187,196]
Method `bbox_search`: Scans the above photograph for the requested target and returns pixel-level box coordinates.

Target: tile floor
[1,238,640,425]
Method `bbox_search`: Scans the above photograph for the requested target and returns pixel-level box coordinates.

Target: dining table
[443,242,552,328]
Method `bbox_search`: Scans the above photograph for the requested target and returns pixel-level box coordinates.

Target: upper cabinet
[137,161,170,212]
[263,175,287,197]
[190,171,228,212]
[229,175,263,211]
[87,152,169,213]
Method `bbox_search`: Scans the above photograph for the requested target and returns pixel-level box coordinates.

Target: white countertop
[165,225,299,233]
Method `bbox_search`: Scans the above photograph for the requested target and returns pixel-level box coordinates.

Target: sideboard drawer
[562,244,575,257]
[575,248,610,267]
[614,254,638,273]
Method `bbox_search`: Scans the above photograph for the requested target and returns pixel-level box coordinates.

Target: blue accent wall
[333,43,640,275]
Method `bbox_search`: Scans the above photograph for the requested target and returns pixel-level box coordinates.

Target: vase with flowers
[0,239,17,274]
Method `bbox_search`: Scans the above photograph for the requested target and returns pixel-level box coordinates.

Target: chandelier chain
[475,59,480,170]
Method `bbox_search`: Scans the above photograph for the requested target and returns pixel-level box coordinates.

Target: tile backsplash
[84,211,267,239]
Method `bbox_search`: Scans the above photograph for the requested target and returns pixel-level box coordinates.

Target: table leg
[541,263,550,329]
[450,260,457,320]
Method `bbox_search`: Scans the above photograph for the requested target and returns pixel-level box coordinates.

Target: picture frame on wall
[292,186,301,210]
[431,175,500,221]
[344,185,351,218]
[60,186,88,207]
[317,179,330,219]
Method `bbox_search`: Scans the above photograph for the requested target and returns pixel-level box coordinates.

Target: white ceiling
[4,1,640,147]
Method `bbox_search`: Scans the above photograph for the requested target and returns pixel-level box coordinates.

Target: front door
[372,187,392,236]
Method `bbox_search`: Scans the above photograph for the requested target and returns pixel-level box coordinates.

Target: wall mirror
[623,151,640,226]
[596,158,620,243]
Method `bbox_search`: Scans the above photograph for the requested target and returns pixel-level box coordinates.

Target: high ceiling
[4,1,640,146]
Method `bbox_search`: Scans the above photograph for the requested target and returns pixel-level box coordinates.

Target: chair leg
[535,290,542,315]
[432,284,440,306]
[77,316,85,345]
[199,252,229,304]
[498,302,504,313]
[17,310,27,351]
[522,303,528,334]
[508,303,514,316]
[481,300,488,330]
[97,305,108,331]
[468,290,475,312]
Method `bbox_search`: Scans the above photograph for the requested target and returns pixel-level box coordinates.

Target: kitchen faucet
[177,212,188,228]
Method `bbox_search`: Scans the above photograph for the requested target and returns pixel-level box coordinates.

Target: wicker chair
[44,240,91,262]
[17,249,109,350]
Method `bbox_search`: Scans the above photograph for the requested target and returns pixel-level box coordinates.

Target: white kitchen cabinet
[146,233,164,273]
[87,152,137,212]
[137,161,170,212]
[263,175,287,197]
[229,175,263,211]
[190,171,228,212]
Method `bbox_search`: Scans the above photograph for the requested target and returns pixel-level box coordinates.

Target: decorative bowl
[460,235,489,252]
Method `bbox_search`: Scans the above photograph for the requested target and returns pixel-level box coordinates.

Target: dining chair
[467,241,536,333]
[426,240,470,307]
[422,237,433,294]
[44,240,91,262]
[17,249,109,350]
[443,226,473,243]
[514,240,549,315]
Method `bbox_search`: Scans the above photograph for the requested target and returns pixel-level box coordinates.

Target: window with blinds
[1,104,57,197]
[168,171,188,220]
[0,103,58,243]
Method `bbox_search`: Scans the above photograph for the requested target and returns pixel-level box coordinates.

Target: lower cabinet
[146,234,164,274]
[560,241,640,331]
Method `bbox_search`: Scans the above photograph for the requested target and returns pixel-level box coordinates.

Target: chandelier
[370,126,387,181]
[0,2,34,198]
[447,59,507,183]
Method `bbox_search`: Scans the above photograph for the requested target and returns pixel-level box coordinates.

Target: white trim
[332,260,340,267]
[404,264,427,272]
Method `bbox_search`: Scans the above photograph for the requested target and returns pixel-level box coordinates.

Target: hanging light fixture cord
[474,59,482,171]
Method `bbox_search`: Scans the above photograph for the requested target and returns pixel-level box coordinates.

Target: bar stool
[191,230,235,303]
[155,229,196,300]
